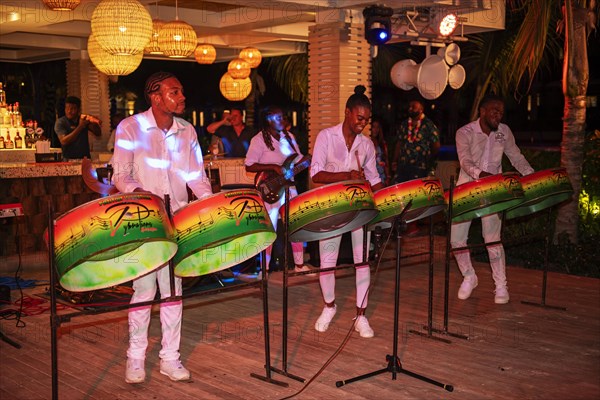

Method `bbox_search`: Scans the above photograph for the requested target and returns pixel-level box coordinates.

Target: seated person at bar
[310,85,383,338]
[206,108,256,157]
[245,106,311,276]
[54,96,101,159]
[112,71,213,384]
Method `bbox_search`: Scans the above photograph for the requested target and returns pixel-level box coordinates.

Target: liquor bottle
[0,82,6,106]
[5,129,14,149]
[14,102,22,127]
[0,132,5,150]
[24,130,32,149]
[14,129,23,148]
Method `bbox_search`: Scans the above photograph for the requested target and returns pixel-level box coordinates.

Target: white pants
[450,212,507,288]
[127,264,183,361]
[264,186,304,268]
[318,227,371,308]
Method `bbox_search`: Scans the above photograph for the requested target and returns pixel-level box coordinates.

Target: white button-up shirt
[310,122,381,187]
[455,119,534,185]
[112,108,212,212]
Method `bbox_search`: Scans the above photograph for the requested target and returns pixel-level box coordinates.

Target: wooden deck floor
[1,237,599,400]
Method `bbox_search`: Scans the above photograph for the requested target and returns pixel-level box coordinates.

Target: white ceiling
[0,0,505,64]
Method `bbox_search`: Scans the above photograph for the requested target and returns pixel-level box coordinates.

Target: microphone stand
[336,201,453,392]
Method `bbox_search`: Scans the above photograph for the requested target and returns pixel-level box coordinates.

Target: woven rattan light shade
[227,58,251,79]
[158,20,197,58]
[219,73,252,101]
[42,0,81,10]
[239,47,262,68]
[91,0,152,56]
[145,19,165,54]
[88,34,143,76]
[195,44,216,64]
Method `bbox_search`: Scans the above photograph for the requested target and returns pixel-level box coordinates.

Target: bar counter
[0,155,255,257]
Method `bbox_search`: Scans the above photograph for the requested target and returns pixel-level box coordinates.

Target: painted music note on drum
[48,193,177,292]
[171,189,276,277]
[282,180,378,242]
[447,172,525,222]
[370,177,446,228]
[505,168,573,219]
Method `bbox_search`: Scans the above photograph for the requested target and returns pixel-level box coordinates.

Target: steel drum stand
[520,207,566,310]
[335,209,453,392]
[250,248,289,387]
[269,184,306,383]
[408,214,452,344]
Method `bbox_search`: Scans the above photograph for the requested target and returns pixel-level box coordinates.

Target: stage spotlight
[437,13,458,36]
[363,5,393,45]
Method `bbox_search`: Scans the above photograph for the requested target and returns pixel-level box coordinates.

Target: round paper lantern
[195,44,216,64]
[239,47,262,68]
[88,34,143,76]
[42,0,80,10]
[145,19,165,54]
[91,0,152,56]
[158,20,198,58]
[227,58,251,79]
[219,73,252,101]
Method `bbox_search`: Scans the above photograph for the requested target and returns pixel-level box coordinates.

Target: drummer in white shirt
[310,85,383,338]
[451,94,534,304]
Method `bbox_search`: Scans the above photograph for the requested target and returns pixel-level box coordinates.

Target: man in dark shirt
[54,96,101,159]
[206,108,255,157]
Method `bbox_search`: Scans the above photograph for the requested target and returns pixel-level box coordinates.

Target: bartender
[54,96,101,159]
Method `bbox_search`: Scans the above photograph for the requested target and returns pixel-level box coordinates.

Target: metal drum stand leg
[269,185,305,383]
[521,207,567,310]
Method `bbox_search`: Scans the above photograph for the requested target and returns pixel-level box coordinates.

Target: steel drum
[49,192,177,292]
[447,172,525,222]
[506,168,573,219]
[282,180,378,242]
[369,177,446,228]
[172,189,276,277]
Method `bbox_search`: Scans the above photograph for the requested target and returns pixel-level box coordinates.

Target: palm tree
[497,0,597,244]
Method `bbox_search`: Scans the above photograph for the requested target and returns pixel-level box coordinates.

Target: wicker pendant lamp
[219,73,252,101]
[158,0,197,58]
[195,44,216,64]
[145,2,164,54]
[227,58,251,79]
[88,34,143,76]
[91,0,152,56]
[239,47,262,68]
[42,0,81,10]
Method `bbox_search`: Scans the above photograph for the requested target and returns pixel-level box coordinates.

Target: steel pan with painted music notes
[505,168,573,219]
[282,180,378,242]
[49,192,177,292]
[369,177,446,227]
[447,172,525,222]
[172,189,276,277]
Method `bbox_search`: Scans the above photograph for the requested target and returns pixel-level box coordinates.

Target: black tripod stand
[336,213,453,392]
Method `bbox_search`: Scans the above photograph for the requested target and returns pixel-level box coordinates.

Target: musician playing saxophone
[245,105,311,277]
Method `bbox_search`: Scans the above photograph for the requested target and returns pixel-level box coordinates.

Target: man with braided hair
[245,106,311,276]
[112,71,212,384]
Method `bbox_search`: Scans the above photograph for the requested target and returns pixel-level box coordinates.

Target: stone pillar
[307,12,372,162]
[66,51,110,154]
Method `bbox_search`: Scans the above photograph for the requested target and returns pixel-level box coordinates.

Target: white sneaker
[315,305,337,332]
[160,359,190,381]
[494,286,510,304]
[125,358,145,384]
[458,275,478,300]
[354,315,374,338]
[294,265,311,273]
